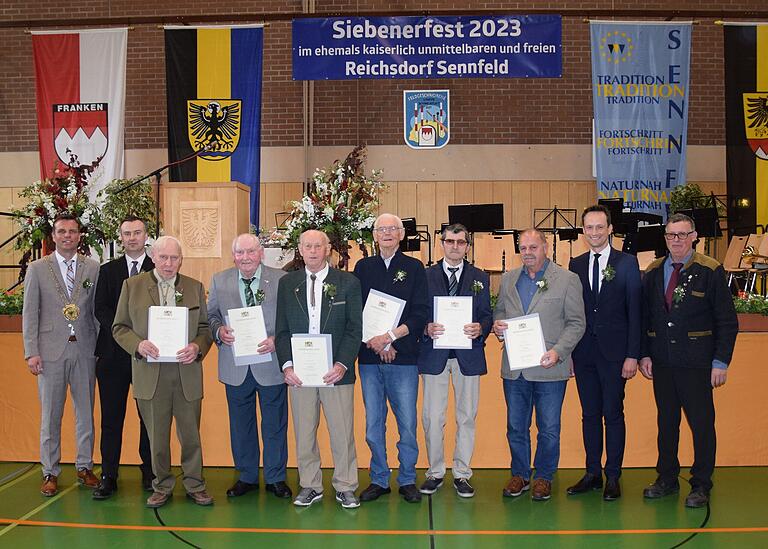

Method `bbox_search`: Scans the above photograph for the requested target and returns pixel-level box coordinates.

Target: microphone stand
[113,146,211,237]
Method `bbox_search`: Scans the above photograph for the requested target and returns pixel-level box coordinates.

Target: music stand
[534,206,577,263]
[448,204,505,233]
[677,208,721,238]
[399,217,420,252]
[622,225,666,258]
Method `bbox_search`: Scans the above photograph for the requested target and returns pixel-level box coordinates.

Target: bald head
[152,236,183,280]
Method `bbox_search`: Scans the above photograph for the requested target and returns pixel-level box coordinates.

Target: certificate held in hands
[291,334,333,387]
[227,306,271,366]
[503,313,547,370]
[147,306,188,362]
[362,289,406,343]
[433,296,473,350]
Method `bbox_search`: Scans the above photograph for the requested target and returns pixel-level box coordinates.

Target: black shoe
[359,483,391,502]
[142,471,154,493]
[566,473,603,495]
[685,488,710,508]
[265,481,293,499]
[643,478,680,499]
[92,477,117,500]
[226,480,258,497]
[398,484,422,503]
[453,478,475,498]
[419,476,443,495]
[603,478,621,501]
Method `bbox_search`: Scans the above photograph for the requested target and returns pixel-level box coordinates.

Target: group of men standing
[22,205,736,510]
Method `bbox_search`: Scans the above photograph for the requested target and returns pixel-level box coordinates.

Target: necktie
[243,278,256,307]
[310,274,317,308]
[65,259,75,297]
[447,267,459,296]
[665,263,684,311]
[130,260,139,277]
[591,253,601,304]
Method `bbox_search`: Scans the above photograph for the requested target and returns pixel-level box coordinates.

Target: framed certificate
[291,333,333,386]
[503,313,547,370]
[147,306,188,362]
[362,289,406,343]
[433,296,473,350]
[226,307,271,366]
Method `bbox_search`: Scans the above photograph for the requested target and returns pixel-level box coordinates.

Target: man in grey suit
[113,236,213,508]
[23,213,101,496]
[208,233,291,499]
[493,228,585,501]
[275,229,363,509]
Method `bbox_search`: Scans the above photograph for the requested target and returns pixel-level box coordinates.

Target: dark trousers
[225,370,288,485]
[573,340,627,479]
[652,366,716,491]
[96,356,152,479]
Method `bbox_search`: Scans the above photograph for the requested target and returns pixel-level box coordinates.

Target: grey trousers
[38,342,96,476]
[289,384,358,493]
[136,363,205,494]
[421,358,480,480]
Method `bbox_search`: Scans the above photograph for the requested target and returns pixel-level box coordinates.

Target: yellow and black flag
[165,25,263,225]
[724,23,768,229]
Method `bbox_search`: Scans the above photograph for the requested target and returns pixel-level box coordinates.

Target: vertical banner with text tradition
[591,22,691,219]
[724,23,768,230]
[165,25,264,227]
[32,28,127,197]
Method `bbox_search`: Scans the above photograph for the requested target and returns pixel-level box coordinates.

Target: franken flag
[724,23,768,229]
[165,25,264,226]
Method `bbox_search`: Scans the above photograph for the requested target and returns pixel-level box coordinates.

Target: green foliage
[97,177,158,242]
[733,293,768,316]
[0,289,23,315]
[670,183,725,216]
[490,292,498,311]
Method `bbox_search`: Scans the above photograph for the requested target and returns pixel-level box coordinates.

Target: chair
[722,235,749,291]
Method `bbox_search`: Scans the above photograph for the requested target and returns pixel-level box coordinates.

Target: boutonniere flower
[174,289,183,304]
[82,278,93,289]
[536,279,549,293]
[602,265,616,282]
[471,280,484,294]
[254,289,265,305]
[672,273,693,304]
[323,282,337,300]
[393,270,407,283]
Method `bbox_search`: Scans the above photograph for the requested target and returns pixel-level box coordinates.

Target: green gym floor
[0,463,765,548]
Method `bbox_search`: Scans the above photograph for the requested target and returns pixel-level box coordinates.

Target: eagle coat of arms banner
[724,23,768,230]
[31,28,127,196]
[165,25,264,227]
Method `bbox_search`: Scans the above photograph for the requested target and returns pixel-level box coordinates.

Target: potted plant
[733,293,768,332]
[97,176,159,245]
[0,288,23,332]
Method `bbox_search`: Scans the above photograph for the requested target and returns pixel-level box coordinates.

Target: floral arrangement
[733,293,768,316]
[254,289,266,305]
[471,280,484,294]
[393,270,407,283]
[0,289,23,315]
[672,273,694,304]
[97,177,158,243]
[12,160,106,281]
[602,265,616,282]
[323,283,337,300]
[275,146,385,269]
[536,279,549,293]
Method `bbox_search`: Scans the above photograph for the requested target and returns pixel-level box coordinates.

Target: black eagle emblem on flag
[743,93,768,160]
[187,99,241,160]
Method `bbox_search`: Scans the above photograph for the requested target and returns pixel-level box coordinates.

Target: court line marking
[0,466,39,494]
[0,518,766,536]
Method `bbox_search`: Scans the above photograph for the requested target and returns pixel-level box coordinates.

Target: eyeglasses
[664,231,694,241]
[374,226,403,234]
[442,238,468,247]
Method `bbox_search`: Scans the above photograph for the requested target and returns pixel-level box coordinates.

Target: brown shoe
[502,476,530,497]
[77,468,99,489]
[146,491,170,508]
[187,490,214,506]
[531,479,552,501]
[40,474,58,497]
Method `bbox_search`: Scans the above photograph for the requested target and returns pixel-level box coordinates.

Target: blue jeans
[503,377,568,482]
[359,363,419,487]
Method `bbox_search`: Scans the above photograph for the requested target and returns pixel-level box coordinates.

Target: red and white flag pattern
[32,28,127,196]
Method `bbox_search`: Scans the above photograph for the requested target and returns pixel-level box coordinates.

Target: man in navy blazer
[354,213,429,504]
[567,205,641,501]
[417,224,492,498]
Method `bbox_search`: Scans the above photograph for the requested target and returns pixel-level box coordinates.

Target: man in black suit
[92,215,154,499]
[567,205,641,501]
